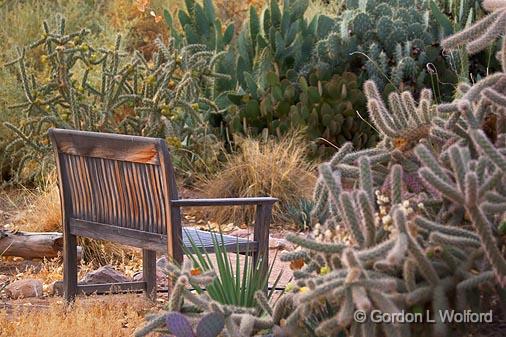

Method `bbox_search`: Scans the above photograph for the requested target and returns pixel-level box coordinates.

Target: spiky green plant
[1,16,228,184]
[183,230,283,309]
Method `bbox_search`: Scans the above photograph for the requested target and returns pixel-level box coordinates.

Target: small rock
[228,229,252,238]
[0,274,9,285]
[132,270,168,285]
[79,265,130,284]
[5,279,43,299]
[51,281,64,296]
[156,256,169,271]
[269,238,294,251]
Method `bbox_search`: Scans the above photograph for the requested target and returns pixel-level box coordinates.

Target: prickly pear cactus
[224,67,378,155]
[315,0,457,98]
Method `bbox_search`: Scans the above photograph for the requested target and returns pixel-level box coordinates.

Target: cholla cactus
[2,16,227,183]
[276,2,506,336]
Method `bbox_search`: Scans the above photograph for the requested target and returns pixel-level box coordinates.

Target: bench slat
[70,219,256,253]
[50,129,161,164]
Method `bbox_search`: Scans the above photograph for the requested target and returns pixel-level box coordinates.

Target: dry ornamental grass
[0,295,155,337]
[199,132,316,226]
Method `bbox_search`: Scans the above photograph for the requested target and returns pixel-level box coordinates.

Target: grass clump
[199,132,316,226]
[0,295,154,337]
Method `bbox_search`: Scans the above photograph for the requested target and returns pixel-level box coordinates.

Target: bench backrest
[49,128,180,253]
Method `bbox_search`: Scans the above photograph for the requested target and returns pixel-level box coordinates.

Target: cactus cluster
[315,0,457,97]
[1,16,228,183]
[136,2,506,336]
[276,1,506,336]
[224,68,378,155]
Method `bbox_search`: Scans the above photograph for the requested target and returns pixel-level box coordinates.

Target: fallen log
[0,230,82,260]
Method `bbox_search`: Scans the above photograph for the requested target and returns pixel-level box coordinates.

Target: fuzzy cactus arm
[432,285,449,337]
[359,156,375,204]
[462,72,504,103]
[357,191,376,247]
[368,99,399,138]
[368,289,402,337]
[335,288,355,328]
[405,285,432,306]
[351,285,372,312]
[441,10,502,50]
[285,233,346,253]
[387,92,409,128]
[448,145,467,191]
[357,238,396,262]
[429,231,482,249]
[414,216,481,240]
[390,164,403,205]
[385,233,408,266]
[401,91,423,126]
[419,167,465,204]
[314,316,343,337]
[329,142,354,168]
[300,281,346,303]
[414,145,451,183]
[394,208,440,285]
[134,313,168,337]
[456,271,496,310]
[339,191,365,246]
[470,129,506,172]
[482,87,506,106]
[254,290,273,316]
[466,11,506,55]
[464,173,506,286]
[319,163,343,207]
[403,259,417,292]
[168,275,188,311]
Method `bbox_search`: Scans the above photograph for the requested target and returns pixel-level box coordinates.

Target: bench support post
[63,232,78,302]
[143,249,157,300]
[253,204,272,286]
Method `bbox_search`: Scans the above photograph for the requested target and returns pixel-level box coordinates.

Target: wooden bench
[48,128,277,301]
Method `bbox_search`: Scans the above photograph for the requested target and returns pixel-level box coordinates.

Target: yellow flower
[299,287,309,293]
[284,282,294,292]
[319,265,331,275]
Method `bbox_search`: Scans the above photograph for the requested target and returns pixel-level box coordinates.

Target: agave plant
[184,230,283,310]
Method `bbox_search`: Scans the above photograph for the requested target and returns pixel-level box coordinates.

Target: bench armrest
[171,197,277,207]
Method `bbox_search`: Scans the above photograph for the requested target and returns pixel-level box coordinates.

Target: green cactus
[1,16,228,184]
[224,68,378,155]
[315,0,458,99]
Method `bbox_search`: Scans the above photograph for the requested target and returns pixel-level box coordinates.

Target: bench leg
[63,233,78,302]
[143,249,157,300]
[253,204,272,289]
